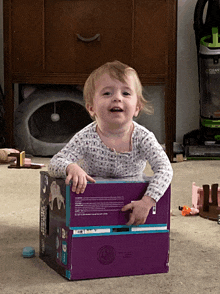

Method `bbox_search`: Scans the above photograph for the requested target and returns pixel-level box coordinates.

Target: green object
[187,157,220,160]
[201,118,220,128]
[200,27,220,48]
[214,135,220,140]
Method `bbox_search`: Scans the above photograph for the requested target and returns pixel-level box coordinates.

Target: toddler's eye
[103,91,111,96]
[123,91,131,96]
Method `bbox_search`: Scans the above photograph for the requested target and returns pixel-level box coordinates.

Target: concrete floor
[1,158,220,293]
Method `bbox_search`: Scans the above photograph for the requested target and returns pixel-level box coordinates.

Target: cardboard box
[39,171,171,280]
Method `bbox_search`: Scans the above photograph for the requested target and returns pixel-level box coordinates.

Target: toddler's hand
[65,163,96,194]
[121,196,156,226]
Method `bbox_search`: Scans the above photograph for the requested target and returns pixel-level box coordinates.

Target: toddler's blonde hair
[83,60,154,119]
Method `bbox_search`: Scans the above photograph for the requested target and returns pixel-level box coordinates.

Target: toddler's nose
[113,91,122,101]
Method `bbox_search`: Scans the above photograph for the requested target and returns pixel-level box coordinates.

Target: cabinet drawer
[45,0,132,73]
[11,0,132,74]
[11,0,168,76]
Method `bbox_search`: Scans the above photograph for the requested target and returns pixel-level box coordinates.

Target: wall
[0,0,202,144]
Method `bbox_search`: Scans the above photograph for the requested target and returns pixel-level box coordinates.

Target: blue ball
[22,246,35,258]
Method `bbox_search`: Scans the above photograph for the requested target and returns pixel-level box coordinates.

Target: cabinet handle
[76,33,100,42]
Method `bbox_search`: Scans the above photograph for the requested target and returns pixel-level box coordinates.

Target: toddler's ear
[134,105,141,117]
[86,103,95,117]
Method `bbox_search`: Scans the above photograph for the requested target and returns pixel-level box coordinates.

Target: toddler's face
[86,73,140,129]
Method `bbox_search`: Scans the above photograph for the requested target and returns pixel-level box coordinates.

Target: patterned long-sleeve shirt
[48,121,173,202]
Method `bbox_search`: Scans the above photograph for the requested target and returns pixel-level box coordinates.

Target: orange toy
[179,206,199,216]
[181,206,191,216]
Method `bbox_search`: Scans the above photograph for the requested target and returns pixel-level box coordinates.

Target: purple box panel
[68,182,147,227]
[69,233,169,280]
[68,183,170,228]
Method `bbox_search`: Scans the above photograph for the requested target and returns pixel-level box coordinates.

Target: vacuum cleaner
[184,0,220,158]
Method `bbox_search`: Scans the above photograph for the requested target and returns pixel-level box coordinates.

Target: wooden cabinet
[4,0,177,160]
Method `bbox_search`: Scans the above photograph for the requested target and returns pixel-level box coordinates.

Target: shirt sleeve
[48,132,85,178]
[141,131,173,202]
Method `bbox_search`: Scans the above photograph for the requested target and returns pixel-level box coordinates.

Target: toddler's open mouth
[110,107,123,112]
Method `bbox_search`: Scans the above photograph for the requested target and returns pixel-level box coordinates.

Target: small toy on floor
[0,148,20,163]
[192,183,220,221]
[179,206,199,216]
[7,150,45,169]
[22,247,35,258]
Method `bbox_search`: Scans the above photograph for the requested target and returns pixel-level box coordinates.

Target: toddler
[48,60,173,225]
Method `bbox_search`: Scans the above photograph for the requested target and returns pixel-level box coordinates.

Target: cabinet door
[11,0,44,72]
[45,0,132,73]
[133,0,168,75]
